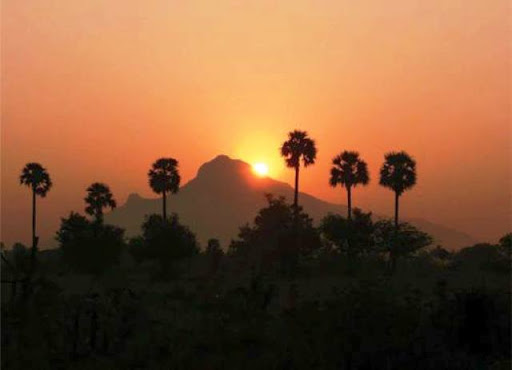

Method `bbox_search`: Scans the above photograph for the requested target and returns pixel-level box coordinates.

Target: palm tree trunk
[347,186,352,220]
[162,190,167,220]
[293,165,299,210]
[390,191,400,274]
[96,210,103,224]
[394,191,399,229]
[293,165,300,275]
[30,188,37,271]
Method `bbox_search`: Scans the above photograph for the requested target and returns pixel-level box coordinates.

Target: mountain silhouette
[105,155,476,250]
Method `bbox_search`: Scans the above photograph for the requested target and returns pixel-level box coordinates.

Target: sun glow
[253,162,269,177]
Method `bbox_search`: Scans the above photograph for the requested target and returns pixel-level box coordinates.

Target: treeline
[3,191,511,278]
[3,128,511,293]
[11,130,423,270]
[8,129,510,276]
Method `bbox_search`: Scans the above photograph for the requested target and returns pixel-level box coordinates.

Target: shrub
[229,194,321,273]
[57,212,125,274]
[139,213,199,269]
[320,208,375,257]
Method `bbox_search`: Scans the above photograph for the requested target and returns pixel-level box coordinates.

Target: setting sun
[253,162,269,177]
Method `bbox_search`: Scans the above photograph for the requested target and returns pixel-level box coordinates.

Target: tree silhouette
[19,162,52,269]
[206,238,224,274]
[84,182,116,223]
[329,151,369,220]
[280,130,317,210]
[140,214,198,273]
[498,233,511,258]
[320,209,374,258]
[379,151,416,228]
[57,212,125,274]
[206,238,222,255]
[374,219,432,270]
[10,243,31,276]
[229,194,321,274]
[148,158,180,220]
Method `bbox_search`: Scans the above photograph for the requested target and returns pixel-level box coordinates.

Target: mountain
[105,155,476,250]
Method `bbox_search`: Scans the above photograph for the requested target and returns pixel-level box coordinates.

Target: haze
[1,0,510,247]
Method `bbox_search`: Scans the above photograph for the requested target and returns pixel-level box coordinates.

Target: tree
[498,233,511,258]
[329,151,369,220]
[229,194,321,274]
[206,238,223,256]
[20,162,52,270]
[57,212,125,274]
[128,236,146,264]
[280,130,317,210]
[148,158,180,219]
[84,182,117,223]
[453,242,506,272]
[379,151,416,228]
[140,214,198,272]
[206,238,224,274]
[11,243,31,275]
[374,220,432,271]
[320,209,375,258]
[429,245,452,261]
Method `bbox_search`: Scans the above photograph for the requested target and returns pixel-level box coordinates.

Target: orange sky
[1,0,511,247]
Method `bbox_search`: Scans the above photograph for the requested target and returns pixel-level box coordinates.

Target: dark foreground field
[2,243,510,370]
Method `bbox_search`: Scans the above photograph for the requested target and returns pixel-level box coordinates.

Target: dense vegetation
[2,132,510,369]
[2,198,510,369]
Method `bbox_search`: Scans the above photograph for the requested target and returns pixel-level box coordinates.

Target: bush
[498,233,511,258]
[453,242,510,273]
[374,220,432,259]
[57,212,125,274]
[205,238,224,274]
[11,243,32,275]
[127,236,145,264]
[139,213,199,269]
[229,194,321,273]
[320,208,375,257]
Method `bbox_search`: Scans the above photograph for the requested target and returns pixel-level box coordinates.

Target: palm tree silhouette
[148,158,180,219]
[379,151,416,228]
[84,182,117,223]
[280,130,317,210]
[19,162,52,268]
[329,151,369,220]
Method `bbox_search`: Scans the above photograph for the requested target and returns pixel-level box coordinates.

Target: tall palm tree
[280,130,317,210]
[379,151,416,228]
[329,151,369,220]
[84,182,117,223]
[19,162,52,268]
[148,158,180,219]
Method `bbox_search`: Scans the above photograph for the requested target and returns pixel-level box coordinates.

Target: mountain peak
[125,192,145,204]
[210,154,232,162]
[196,154,252,180]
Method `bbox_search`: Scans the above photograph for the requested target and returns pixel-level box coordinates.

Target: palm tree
[280,130,317,210]
[329,151,369,220]
[148,158,180,219]
[19,162,52,268]
[379,151,416,228]
[84,182,117,223]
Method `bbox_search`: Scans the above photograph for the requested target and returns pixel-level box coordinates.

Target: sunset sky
[1,0,510,247]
